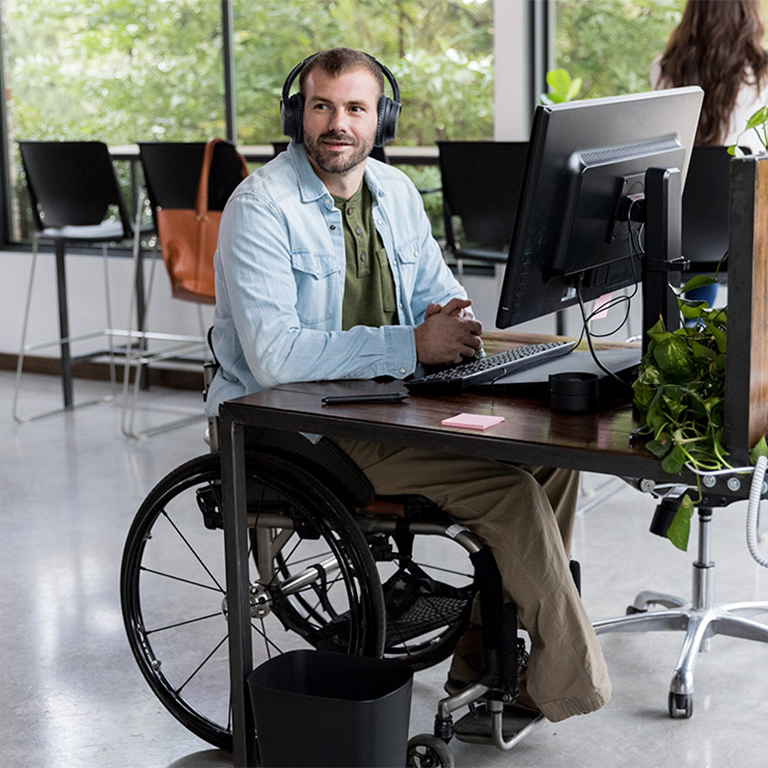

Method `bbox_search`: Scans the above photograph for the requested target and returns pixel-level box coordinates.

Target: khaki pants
[332,437,611,723]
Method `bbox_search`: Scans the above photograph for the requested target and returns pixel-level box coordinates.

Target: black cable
[571,199,644,390]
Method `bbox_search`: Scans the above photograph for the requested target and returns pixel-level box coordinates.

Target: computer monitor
[496,87,704,344]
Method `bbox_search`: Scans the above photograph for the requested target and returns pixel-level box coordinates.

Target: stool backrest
[138,141,247,229]
[18,140,132,236]
[682,145,748,269]
[437,140,528,249]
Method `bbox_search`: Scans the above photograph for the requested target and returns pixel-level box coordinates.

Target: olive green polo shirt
[333,183,399,330]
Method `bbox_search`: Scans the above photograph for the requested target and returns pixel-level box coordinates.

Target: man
[207,47,611,723]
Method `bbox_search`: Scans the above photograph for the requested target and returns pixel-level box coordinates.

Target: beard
[303,129,375,175]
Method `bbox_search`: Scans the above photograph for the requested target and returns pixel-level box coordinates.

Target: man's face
[301,67,380,177]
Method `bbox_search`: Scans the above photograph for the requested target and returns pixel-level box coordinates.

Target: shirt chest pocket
[394,239,420,305]
[290,250,338,327]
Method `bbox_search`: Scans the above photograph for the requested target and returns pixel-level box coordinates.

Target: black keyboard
[405,340,576,395]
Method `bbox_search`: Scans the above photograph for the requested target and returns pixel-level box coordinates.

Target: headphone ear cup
[375,96,400,147]
[281,93,305,143]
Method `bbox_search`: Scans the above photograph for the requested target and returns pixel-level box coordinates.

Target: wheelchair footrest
[384,594,469,644]
[453,703,542,744]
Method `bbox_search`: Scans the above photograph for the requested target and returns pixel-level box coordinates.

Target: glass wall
[1,0,227,240]
[232,0,494,146]
[0,0,495,244]
[554,0,686,99]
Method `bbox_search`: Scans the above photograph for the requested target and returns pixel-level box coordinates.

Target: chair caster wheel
[668,691,693,719]
[626,605,647,615]
[407,734,455,768]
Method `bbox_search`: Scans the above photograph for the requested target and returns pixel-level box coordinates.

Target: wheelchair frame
[119,360,539,766]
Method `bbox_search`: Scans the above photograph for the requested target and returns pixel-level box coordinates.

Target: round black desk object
[549,371,599,413]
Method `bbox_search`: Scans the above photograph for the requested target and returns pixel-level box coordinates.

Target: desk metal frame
[218,378,743,767]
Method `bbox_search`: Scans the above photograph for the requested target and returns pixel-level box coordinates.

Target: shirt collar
[287,141,386,205]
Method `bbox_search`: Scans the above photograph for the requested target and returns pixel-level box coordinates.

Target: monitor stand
[472,347,641,401]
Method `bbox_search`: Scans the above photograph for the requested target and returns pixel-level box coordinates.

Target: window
[554,0,686,99]
[0,0,496,245]
[232,0,494,146]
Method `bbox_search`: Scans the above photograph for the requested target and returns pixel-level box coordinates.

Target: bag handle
[195,137,249,218]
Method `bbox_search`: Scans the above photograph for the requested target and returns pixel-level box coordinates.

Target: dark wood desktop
[218,156,768,767]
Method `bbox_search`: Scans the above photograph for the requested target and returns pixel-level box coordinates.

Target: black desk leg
[54,241,74,409]
[220,417,256,767]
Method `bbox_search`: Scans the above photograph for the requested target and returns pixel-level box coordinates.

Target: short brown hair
[299,47,385,98]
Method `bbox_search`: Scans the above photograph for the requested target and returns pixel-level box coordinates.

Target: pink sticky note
[592,292,614,320]
[441,413,505,431]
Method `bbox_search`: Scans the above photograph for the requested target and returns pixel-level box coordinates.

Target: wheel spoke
[413,560,472,579]
[140,565,224,593]
[251,619,285,656]
[176,633,229,695]
[161,507,225,592]
[147,611,223,635]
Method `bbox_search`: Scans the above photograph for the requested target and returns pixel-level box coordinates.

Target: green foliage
[555,0,685,98]
[728,105,768,156]
[5,0,494,147]
[541,68,582,104]
[633,275,729,550]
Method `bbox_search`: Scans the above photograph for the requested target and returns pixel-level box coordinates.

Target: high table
[218,338,747,767]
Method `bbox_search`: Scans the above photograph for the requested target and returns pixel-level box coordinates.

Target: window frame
[0,0,548,251]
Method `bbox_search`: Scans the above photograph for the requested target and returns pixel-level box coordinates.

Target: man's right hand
[414,298,484,365]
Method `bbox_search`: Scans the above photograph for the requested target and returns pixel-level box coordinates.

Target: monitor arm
[618,166,688,355]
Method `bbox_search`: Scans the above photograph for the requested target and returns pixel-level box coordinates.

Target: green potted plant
[633,273,768,549]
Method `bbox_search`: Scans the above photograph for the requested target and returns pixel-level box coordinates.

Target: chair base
[593,507,768,718]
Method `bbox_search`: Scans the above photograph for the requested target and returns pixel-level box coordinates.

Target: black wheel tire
[407,734,455,768]
[668,691,693,719]
[120,452,385,752]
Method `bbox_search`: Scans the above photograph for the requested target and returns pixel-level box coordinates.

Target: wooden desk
[218,154,768,766]
[218,365,744,767]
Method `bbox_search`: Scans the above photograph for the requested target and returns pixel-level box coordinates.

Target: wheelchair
[120,366,540,766]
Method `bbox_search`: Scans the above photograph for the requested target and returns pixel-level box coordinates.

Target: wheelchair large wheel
[120,452,385,752]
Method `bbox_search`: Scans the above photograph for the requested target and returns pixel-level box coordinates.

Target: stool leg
[54,240,73,408]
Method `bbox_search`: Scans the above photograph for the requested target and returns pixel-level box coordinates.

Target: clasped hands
[414,298,484,366]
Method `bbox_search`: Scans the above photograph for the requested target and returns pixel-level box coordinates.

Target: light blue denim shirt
[206,142,465,415]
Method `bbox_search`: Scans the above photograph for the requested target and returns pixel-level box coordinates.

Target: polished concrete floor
[3,370,768,767]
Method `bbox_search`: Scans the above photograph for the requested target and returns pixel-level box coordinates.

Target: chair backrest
[138,141,247,227]
[18,140,132,236]
[437,140,528,248]
[681,145,747,269]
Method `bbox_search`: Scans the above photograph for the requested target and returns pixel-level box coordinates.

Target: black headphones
[280,52,401,147]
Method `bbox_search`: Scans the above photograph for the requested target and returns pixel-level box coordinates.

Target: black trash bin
[248,649,413,768]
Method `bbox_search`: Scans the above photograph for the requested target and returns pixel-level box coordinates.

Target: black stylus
[321,393,409,405]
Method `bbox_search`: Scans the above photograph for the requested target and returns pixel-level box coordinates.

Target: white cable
[685,464,754,476]
[746,455,768,568]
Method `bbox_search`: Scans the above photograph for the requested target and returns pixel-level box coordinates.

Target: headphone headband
[280,52,401,147]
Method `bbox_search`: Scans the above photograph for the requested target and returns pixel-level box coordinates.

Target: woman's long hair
[658,0,768,145]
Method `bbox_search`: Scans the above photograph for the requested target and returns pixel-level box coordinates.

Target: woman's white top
[651,55,766,153]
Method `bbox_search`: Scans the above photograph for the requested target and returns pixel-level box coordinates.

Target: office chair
[437,141,528,281]
[13,140,145,423]
[680,145,748,306]
[121,140,248,438]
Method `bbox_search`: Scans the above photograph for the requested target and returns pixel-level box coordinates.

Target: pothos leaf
[661,443,687,474]
[653,335,694,381]
[680,274,718,294]
[646,317,669,343]
[667,494,694,551]
[751,436,768,464]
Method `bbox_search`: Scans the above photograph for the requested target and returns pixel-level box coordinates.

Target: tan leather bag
[156,138,248,304]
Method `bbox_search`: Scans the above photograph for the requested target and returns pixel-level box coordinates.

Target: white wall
[0,249,214,358]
